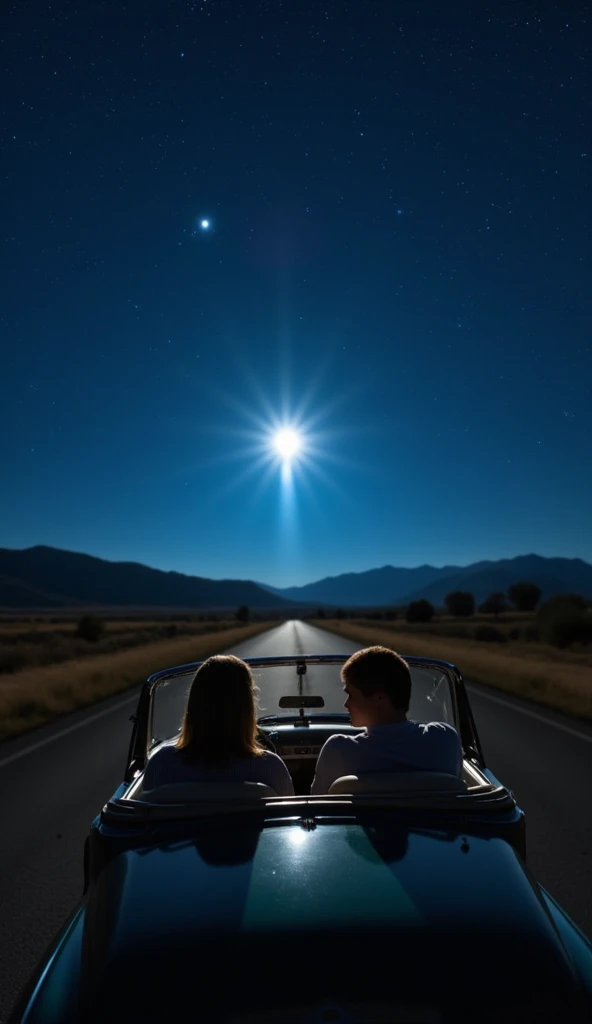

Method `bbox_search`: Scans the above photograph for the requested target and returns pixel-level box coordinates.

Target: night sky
[2,1,590,587]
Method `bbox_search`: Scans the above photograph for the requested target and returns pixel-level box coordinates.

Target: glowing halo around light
[200,219,210,230]
[273,428,302,461]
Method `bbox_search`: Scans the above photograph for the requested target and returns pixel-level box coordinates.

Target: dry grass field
[0,614,245,674]
[0,620,272,741]
[319,619,592,721]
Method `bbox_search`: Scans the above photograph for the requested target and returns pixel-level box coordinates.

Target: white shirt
[311,720,463,795]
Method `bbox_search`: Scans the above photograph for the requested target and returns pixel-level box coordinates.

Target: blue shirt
[143,744,295,796]
[311,721,463,795]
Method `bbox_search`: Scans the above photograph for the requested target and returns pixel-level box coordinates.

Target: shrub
[406,599,435,623]
[76,615,105,643]
[383,608,397,621]
[474,625,507,643]
[478,592,509,616]
[508,581,542,612]
[316,607,326,619]
[335,608,346,619]
[542,593,587,613]
[537,595,592,648]
[235,605,250,624]
[444,591,475,617]
[539,612,592,649]
[522,625,541,642]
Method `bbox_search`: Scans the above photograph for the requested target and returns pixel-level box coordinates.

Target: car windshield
[149,659,456,750]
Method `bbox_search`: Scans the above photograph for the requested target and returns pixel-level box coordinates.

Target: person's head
[176,654,263,766]
[341,646,411,727]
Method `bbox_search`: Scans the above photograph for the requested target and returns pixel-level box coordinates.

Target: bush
[542,593,587,613]
[444,591,475,617]
[539,612,592,649]
[537,595,592,648]
[522,625,541,642]
[76,615,105,643]
[316,607,326,619]
[235,605,250,624]
[478,592,509,616]
[508,581,541,612]
[474,625,507,643]
[406,599,435,623]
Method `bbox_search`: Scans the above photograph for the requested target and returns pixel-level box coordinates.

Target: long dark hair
[176,655,263,767]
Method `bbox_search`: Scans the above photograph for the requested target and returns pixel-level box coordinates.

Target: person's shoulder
[321,733,361,751]
[259,750,281,761]
[422,722,461,741]
[259,750,290,768]
[149,744,180,762]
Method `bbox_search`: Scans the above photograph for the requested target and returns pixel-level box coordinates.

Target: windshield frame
[125,654,484,782]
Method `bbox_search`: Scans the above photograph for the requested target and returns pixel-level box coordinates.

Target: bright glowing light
[273,428,302,460]
[200,219,210,229]
[287,828,308,848]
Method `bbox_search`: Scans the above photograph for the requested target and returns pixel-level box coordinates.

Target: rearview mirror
[278,695,325,709]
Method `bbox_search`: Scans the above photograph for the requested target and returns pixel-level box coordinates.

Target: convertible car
[9,654,592,1023]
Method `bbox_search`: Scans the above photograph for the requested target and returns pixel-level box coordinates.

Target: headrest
[327,772,468,795]
[137,781,278,803]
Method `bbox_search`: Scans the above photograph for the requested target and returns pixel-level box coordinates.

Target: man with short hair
[311,645,463,795]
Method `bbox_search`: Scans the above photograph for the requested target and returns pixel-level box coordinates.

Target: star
[200,219,210,230]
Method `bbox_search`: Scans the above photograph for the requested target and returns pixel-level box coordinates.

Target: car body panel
[11,823,592,1022]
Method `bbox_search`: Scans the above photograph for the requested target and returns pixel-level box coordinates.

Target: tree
[335,607,346,619]
[478,592,509,616]
[444,591,475,617]
[406,599,435,623]
[316,607,326,619]
[508,581,542,612]
[76,614,104,643]
[235,605,250,624]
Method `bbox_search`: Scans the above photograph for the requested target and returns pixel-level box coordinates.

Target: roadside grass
[0,622,272,742]
[0,617,248,675]
[317,620,592,721]
[0,616,223,634]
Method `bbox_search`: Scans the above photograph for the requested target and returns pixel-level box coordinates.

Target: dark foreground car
[9,656,592,1023]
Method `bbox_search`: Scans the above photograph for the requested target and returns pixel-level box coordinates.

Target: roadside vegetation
[313,582,592,721]
[0,612,272,741]
[0,611,261,675]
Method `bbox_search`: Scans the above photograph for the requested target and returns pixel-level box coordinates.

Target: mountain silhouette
[263,554,592,606]
[0,546,291,610]
[2,546,591,610]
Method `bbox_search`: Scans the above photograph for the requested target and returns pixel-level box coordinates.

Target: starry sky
[1,0,590,587]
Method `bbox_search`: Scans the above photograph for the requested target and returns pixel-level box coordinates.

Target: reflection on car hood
[30,826,592,1022]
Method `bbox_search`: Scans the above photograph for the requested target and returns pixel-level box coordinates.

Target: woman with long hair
[142,654,294,795]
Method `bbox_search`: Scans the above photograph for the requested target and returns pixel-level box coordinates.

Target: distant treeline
[311,582,592,649]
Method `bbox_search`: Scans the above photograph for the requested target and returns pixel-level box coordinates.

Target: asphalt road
[1,620,591,1022]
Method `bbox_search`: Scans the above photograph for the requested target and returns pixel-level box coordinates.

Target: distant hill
[0,574,69,608]
[0,546,292,610]
[262,554,592,606]
[262,565,457,606]
[2,546,591,612]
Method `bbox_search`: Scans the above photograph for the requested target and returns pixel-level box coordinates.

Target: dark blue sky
[2,1,590,586]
